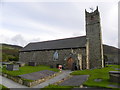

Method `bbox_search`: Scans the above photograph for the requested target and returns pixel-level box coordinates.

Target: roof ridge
[30,35,86,44]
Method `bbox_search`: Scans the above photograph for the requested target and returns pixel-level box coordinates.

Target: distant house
[19,7,104,70]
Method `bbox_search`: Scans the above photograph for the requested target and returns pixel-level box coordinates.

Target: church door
[67,57,74,70]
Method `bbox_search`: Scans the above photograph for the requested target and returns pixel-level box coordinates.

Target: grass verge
[71,65,120,88]
[2,65,59,76]
[0,84,9,90]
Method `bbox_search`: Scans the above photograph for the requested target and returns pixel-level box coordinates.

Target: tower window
[91,16,94,20]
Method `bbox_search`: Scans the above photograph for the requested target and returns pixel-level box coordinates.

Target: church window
[53,51,58,61]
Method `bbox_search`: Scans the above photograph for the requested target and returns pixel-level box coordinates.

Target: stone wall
[19,48,87,70]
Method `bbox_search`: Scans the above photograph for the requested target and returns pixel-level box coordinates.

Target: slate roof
[20,36,86,52]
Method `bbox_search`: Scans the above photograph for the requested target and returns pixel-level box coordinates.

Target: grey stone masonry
[19,48,87,70]
[85,7,104,69]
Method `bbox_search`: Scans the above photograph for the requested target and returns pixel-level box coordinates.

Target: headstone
[16,62,25,67]
[94,79,102,82]
[109,71,120,83]
[115,68,120,70]
[7,64,19,71]
[28,62,36,66]
[18,70,56,80]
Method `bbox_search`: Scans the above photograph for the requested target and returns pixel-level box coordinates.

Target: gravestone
[7,64,19,71]
[109,71,120,83]
[18,70,56,80]
[115,68,120,70]
[28,62,36,66]
[16,62,25,67]
[94,79,102,82]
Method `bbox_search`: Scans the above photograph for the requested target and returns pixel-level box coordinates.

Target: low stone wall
[109,71,120,83]
[2,73,23,84]
[2,71,61,87]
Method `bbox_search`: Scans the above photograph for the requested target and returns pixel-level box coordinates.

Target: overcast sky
[0,0,119,48]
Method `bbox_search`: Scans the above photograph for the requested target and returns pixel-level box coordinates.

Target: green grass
[2,65,59,76]
[20,78,34,82]
[71,65,120,88]
[0,84,9,89]
[106,64,120,69]
[42,85,74,90]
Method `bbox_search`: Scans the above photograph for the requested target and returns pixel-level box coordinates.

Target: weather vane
[89,7,94,12]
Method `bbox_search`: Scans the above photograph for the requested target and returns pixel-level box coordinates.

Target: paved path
[0,75,28,88]
[32,70,72,88]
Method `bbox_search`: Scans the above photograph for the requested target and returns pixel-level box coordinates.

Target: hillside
[103,44,119,64]
[0,43,22,62]
[0,43,119,64]
[2,43,22,50]
[103,45,120,55]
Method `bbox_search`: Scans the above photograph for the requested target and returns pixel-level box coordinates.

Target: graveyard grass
[71,65,120,88]
[2,65,59,76]
[0,84,8,89]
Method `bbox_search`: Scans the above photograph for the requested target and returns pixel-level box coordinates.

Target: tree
[2,53,8,61]
[8,55,19,61]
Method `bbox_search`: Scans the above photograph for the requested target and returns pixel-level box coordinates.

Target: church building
[19,7,104,70]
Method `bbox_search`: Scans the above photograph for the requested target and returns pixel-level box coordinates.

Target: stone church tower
[85,7,104,69]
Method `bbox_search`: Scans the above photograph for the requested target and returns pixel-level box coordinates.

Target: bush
[8,55,18,61]
[2,53,8,61]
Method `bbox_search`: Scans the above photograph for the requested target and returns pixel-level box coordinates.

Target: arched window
[53,51,58,61]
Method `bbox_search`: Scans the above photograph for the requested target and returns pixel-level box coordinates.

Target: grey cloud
[11,34,27,46]
[1,1,118,48]
[0,34,41,47]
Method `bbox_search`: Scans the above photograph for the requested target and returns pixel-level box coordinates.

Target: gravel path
[0,75,28,88]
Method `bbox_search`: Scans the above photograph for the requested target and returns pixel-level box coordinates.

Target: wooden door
[67,57,74,70]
